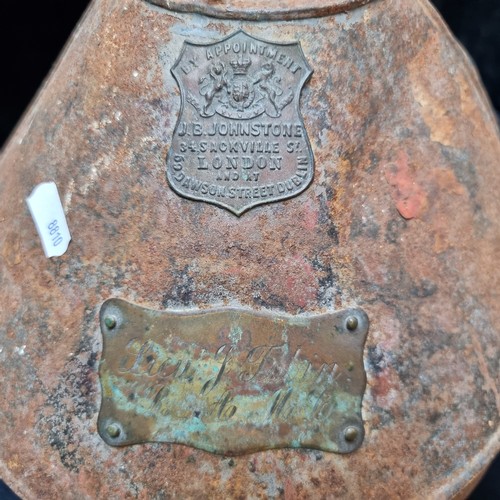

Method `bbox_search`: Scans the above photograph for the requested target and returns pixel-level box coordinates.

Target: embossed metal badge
[97,299,369,455]
[167,30,314,215]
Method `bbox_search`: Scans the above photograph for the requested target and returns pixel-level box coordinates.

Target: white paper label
[26,182,71,258]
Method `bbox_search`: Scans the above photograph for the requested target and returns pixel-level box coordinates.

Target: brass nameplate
[166,30,314,215]
[98,299,368,455]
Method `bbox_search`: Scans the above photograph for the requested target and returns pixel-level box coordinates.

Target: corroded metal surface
[167,30,313,214]
[0,0,499,498]
[98,299,368,454]
[146,0,375,21]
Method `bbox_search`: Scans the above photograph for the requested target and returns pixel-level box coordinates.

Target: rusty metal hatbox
[0,0,499,498]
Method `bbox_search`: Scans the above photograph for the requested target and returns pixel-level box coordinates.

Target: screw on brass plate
[344,426,359,442]
[104,316,117,330]
[345,316,358,331]
[106,423,121,438]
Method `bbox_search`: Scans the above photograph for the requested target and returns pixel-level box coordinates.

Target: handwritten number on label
[27,181,71,258]
[48,220,63,247]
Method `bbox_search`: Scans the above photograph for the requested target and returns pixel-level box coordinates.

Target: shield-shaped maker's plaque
[167,30,314,215]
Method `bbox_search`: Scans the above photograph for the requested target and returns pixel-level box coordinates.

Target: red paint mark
[301,200,319,231]
[385,151,427,219]
[283,255,316,309]
[225,266,243,275]
[284,476,297,499]
[372,373,391,398]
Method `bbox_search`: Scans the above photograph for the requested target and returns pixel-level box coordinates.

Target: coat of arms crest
[167,30,314,215]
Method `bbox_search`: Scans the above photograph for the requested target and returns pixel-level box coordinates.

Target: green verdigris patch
[97,299,368,455]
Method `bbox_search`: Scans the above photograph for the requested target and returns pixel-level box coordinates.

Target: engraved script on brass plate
[98,299,368,455]
[166,30,314,215]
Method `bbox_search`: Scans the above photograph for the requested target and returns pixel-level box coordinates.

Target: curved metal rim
[144,0,374,21]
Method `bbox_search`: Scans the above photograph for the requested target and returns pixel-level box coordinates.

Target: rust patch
[2,232,22,267]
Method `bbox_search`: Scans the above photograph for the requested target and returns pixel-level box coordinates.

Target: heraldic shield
[167,30,314,215]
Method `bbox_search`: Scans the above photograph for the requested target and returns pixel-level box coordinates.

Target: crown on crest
[230,56,252,75]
